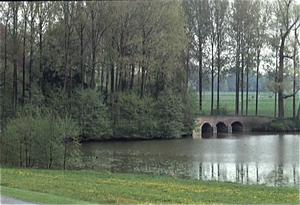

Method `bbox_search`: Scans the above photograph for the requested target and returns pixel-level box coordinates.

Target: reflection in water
[81,133,299,187]
[193,162,299,187]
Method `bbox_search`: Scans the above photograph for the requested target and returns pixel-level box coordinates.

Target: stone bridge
[193,115,275,138]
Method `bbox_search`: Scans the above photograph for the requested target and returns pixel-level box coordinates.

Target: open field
[200,91,300,117]
[1,167,299,204]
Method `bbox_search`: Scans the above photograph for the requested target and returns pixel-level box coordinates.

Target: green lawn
[200,91,300,117]
[1,167,299,204]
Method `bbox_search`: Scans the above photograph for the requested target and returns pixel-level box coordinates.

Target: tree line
[182,0,300,118]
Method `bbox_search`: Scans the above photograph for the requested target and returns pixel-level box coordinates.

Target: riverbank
[259,117,300,132]
[1,167,299,204]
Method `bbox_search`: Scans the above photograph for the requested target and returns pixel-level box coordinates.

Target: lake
[81,133,299,187]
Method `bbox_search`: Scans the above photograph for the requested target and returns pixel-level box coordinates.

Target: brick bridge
[193,115,275,138]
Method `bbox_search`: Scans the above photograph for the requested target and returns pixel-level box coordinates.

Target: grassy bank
[1,167,299,204]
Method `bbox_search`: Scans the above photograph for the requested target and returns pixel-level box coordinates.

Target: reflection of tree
[293,166,296,186]
[256,163,259,184]
[235,163,248,184]
[265,164,291,187]
[277,164,284,186]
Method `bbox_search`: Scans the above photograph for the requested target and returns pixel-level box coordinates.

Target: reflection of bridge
[193,115,275,138]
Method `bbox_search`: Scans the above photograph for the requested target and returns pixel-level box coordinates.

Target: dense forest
[0,1,299,169]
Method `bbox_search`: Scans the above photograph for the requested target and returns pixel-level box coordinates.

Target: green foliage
[155,89,185,138]
[112,89,196,139]
[114,91,157,139]
[261,118,300,132]
[70,88,113,140]
[1,110,82,169]
[214,105,229,115]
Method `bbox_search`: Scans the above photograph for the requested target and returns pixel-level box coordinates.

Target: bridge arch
[231,121,243,132]
[216,122,227,132]
[201,122,212,133]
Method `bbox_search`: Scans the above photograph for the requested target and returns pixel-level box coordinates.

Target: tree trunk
[105,65,109,103]
[235,32,240,115]
[22,14,27,106]
[274,44,278,118]
[297,102,300,118]
[101,63,104,92]
[90,46,96,89]
[141,36,146,98]
[80,24,84,89]
[186,45,190,91]
[217,34,220,113]
[293,29,297,117]
[278,36,285,118]
[211,41,214,115]
[199,40,203,111]
[39,10,43,93]
[110,60,114,94]
[29,5,34,102]
[246,48,249,116]
[3,17,8,118]
[90,10,96,90]
[13,3,19,112]
[130,64,134,90]
[141,66,145,98]
[241,49,244,116]
[255,47,260,116]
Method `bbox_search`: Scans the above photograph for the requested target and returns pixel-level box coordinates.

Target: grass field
[1,167,299,204]
[200,91,300,117]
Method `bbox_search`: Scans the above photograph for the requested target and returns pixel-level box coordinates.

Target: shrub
[1,111,82,170]
[114,91,157,139]
[154,89,184,138]
[261,118,300,132]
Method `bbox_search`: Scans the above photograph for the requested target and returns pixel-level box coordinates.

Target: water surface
[82,133,299,187]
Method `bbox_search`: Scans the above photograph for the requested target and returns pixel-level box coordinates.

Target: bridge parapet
[193,115,275,138]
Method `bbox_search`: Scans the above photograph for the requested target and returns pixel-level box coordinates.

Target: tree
[75,1,87,90]
[28,2,37,102]
[213,0,229,114]
[210,0,215,115]
[231,0,243,115]
[182,0,210,111]
[86,1,111,90]
[10,2,20,112]
[292,25,300,117]
[21,2,28,106]
[0,2,11,121]
[276,0,299,118]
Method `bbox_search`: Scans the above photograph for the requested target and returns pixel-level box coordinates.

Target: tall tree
[11,2,20,112]
[210,0,215,115]
[37,2,53,93]
[28,2,37,102]
[0,2,11,119]
[214,0,229,114]
[231,0,243,115]
[292,25,300,117]
[75,2,87,90]
[86,1,111,90]
[276,0,299,118]
[182,0,210,110]
[21,2,28,106]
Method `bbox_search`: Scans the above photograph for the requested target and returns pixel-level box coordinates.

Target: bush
[69,88,113,141]
[114,91,158,139]
[1,110,82,170]
[261,118,300,132]
[154,89,184,138]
